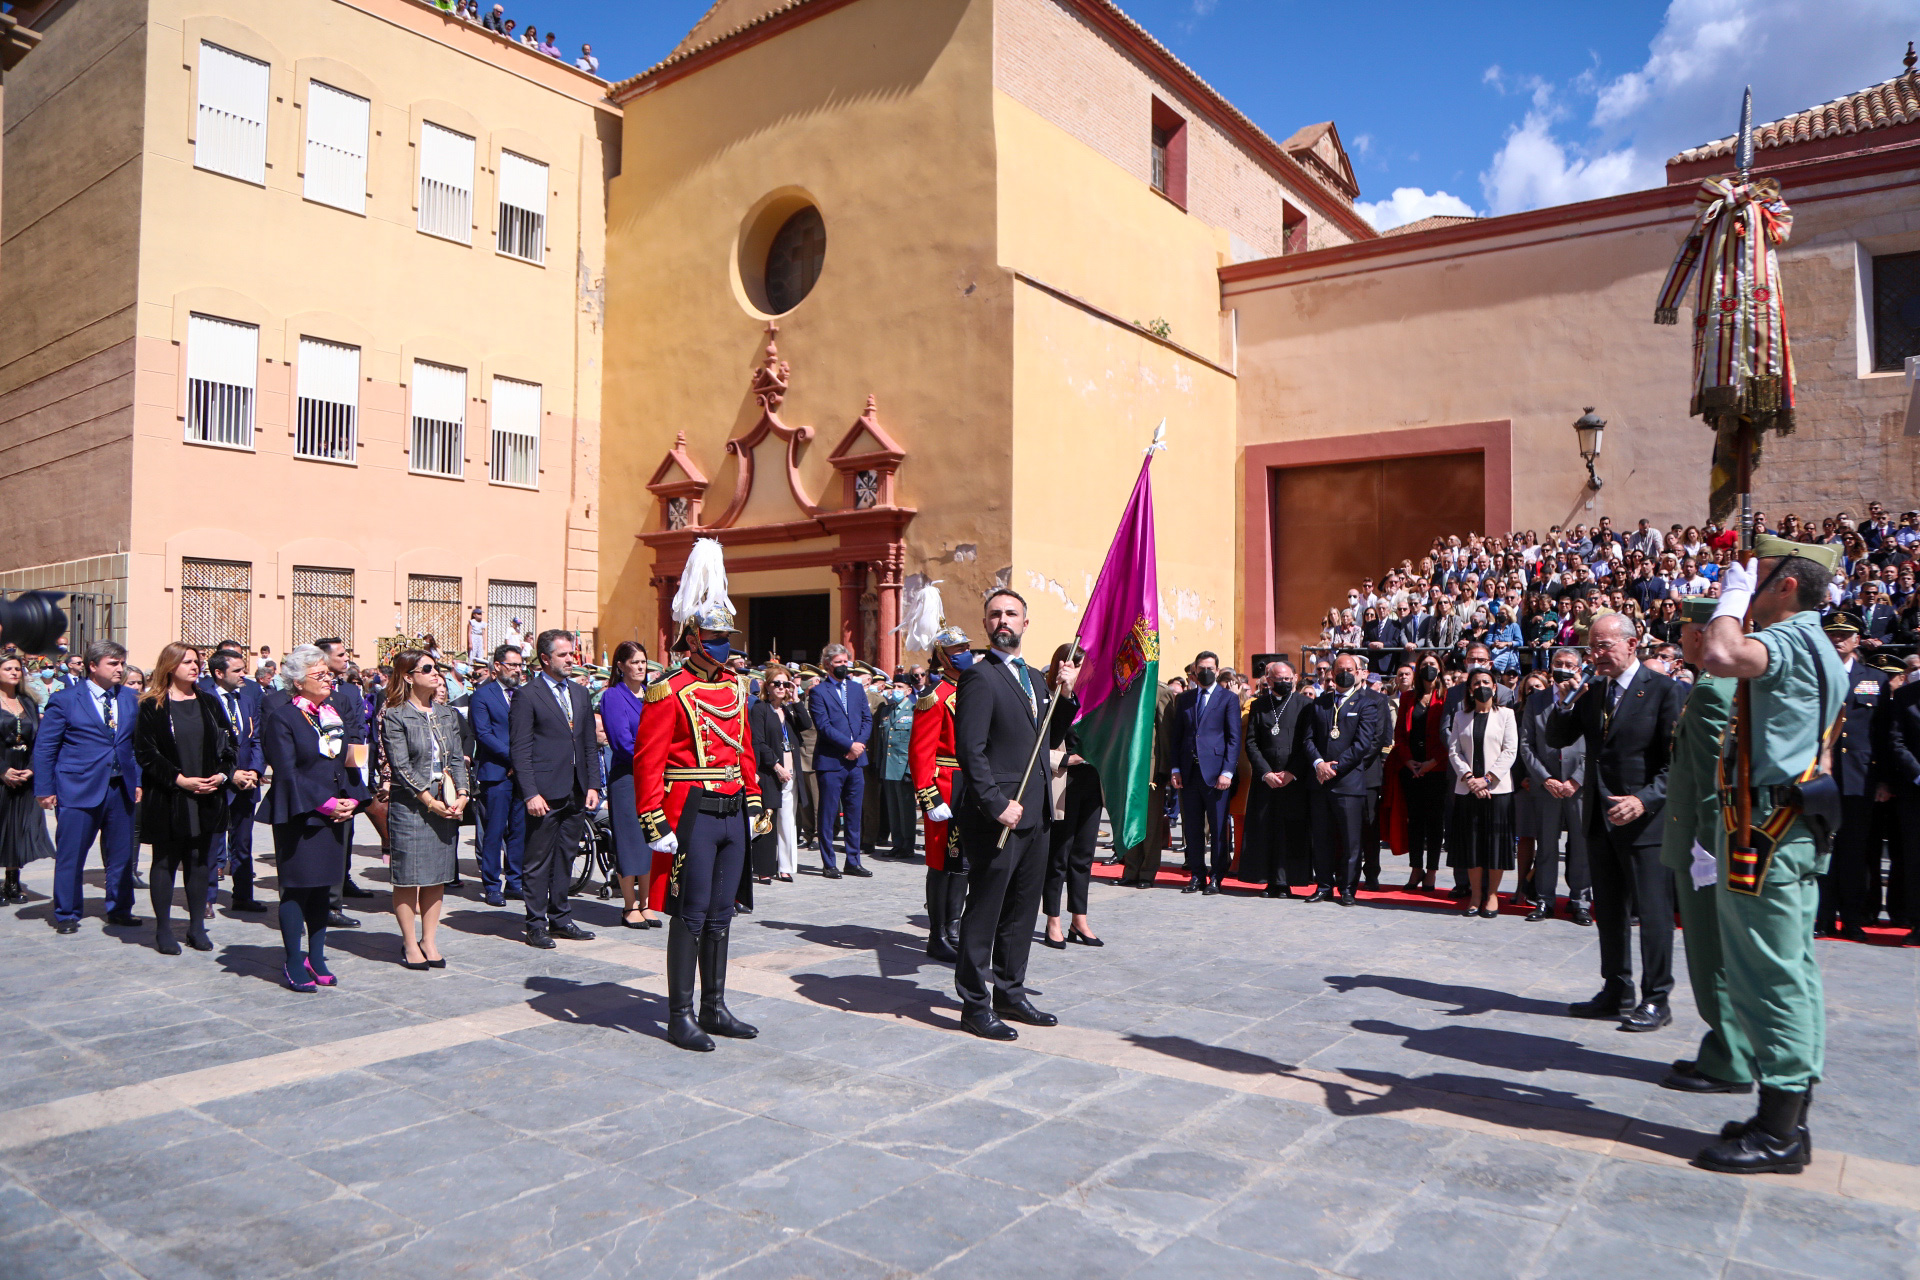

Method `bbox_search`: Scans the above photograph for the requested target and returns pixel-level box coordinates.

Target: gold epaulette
[644,679,673,703]
[914,690,939,712]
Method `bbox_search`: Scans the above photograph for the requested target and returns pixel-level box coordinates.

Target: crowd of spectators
[1307,502,1920,677]
[431,1,600,74]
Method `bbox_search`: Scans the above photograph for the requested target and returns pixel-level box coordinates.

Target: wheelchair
[570,806,619,898]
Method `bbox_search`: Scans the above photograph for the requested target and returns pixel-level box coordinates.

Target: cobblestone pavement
[1,829,1917,1280]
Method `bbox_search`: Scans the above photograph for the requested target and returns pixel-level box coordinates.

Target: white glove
[649,832,678,855]
[927,803,952,824]
[1711,558,1757,625]
[1689,840,1717,890]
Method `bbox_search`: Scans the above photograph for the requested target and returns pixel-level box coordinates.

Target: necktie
[553,678,573,727]
[101,688,116,732]
[225,692,240,730]
[1609,681,1625,714]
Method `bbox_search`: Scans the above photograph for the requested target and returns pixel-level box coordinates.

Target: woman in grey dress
[380,651,470,970]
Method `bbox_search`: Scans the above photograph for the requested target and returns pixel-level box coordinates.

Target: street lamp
[1573,406,1606,490]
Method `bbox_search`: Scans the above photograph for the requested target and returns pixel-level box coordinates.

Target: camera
[0,591,69,657]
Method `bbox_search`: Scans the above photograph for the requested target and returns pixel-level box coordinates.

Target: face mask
[1271,679,1294,697]
[1471,685,1493,703]
[1195,669,1217,686]
[831,664,851,679]
[704,639,731,663]
[1335,670,1357,690]
[947,649,974,672]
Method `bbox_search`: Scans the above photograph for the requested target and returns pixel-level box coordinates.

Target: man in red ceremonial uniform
[911,622,974,961]
[636,539,764,1052]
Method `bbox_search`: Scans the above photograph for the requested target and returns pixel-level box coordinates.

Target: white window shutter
[296,337,360,463]
[418,123,475,243]
[195,42,270,184]
[489,376,541,488]
[410,360,467,477]
[186,314,259,448]
[495,152,548,263]
[303,81,369,214]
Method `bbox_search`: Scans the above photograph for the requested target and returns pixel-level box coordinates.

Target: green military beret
[1679,596,1717,625]
[1752,533,1841,573]
[1821,612,1862,636]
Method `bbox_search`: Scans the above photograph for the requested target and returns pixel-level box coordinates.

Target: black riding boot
[4,867,20,902]
[943,863,967,953]
[925,869,958,961]
[666,918,713,1052]
[698,924,757,1039]
[1696,1085,1811,1174]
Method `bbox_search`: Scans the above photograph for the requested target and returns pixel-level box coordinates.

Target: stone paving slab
[0,831,1917,1279]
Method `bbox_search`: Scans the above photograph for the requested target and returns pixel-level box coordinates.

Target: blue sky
[550,0,1916,228]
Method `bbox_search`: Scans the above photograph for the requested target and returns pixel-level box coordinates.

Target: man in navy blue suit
[202,647,266,911]
[806,642,873,879]
[1304,652,1386,906]
[33,640,143,933]
[471,643,526,906]
[1170,650,1242,895]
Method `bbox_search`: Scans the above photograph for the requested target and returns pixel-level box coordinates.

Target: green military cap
[1752,533,1842,573]
[1821,613,1862,636]
[1679,596,1717,625]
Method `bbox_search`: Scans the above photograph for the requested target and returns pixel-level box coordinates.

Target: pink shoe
[305,958,338,988]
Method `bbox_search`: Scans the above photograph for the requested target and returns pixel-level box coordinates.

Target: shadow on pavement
[523,974,668,1041]
[1323,973,1571,1018]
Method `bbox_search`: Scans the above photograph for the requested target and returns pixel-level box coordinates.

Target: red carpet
[1090,858,1913,945]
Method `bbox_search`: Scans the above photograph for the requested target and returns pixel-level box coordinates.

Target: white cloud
[1356,186,1479,231]
[1475,0,1913,215]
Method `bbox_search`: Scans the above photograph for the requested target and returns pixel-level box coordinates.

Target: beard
[990,625,1018,650]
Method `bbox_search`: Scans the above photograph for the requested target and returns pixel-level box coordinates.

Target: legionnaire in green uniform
[1696,536,1847,1174]
[1657,599,1752,1096]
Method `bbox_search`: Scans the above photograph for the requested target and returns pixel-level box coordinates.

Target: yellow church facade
[598,0,1370,669]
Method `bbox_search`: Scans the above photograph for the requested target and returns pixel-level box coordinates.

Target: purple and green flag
[1071,450,1160,850]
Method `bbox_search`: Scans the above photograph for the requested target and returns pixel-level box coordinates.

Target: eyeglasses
[416,664,437,674]
[768,681,792,689]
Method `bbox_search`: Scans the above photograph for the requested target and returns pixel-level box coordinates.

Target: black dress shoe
[926,935,959,963]
[1660,1060,1754,1094]
[1338,891,1356,907]
[1618,1001,1673,1032]
[53,920,80,935]
[341,880,375,899]
[993,995,1058,1027]
[1264,883,1293,899]
[1303,888,1333,903]
[844,864,873,878]
[483,892,506,908]
[1525,907,1552,922]
[524,929,556,950]
[1573,908,1594,926]
[1694,1087,1811,1174]
[503,888,525,901]
[1201,880,1219,896]
[822,866,843,880]
[105,912,141,927]
[550,922,595,941]
[961,1009,1017,1041]
[1181,876,1203,894]
[1568,988,1633,1019]
[1364,878,1381,893]
[229,898,268,913]
[326,911,360,928]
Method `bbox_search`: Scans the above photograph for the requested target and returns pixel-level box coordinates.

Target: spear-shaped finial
[1904,41,1915,76]
[1735,85,1754,178]
[1143,418,1167,457]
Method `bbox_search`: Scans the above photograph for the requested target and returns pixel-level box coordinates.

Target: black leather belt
[697,792,744,817]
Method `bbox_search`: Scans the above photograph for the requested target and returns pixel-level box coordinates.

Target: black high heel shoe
[400,950,430,972]
[1041,933,1067,950]
[1068,928,1104,947]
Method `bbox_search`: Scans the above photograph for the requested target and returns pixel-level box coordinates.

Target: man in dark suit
[1817,615,1889,941]
[1546,611,1684,1030]
[203,648,266,911]
[1516,649,1590,923]
[1854,582,1897,646]
[1242,658,1312,898]
[1169,650,1242,894]
[953,588,1056,1041]
[471,644,526,907]
[33,640,142,933]
[806,643,873,879]
[1358,675,1394,891]
[1302,653,1384,905]
[264,638,369,926]
[508,629,600,948]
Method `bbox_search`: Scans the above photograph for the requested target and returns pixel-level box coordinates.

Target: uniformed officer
[636,539,765,1053]
[1815,614,1889,942]
[910,621,974,962]
[1657,598,1752,1097]
[1695,535,1848,1174]
[1303,652,1386,904]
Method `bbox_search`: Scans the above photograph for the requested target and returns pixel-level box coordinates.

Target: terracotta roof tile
[1669,71,1920,165]
[1379,214,1479,238]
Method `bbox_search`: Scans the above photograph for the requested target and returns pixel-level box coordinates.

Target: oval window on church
[764,206,826,314]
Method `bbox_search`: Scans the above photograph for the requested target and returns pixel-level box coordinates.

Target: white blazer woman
[1446,699,1518,795]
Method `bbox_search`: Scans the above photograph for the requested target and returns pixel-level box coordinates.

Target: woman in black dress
[1042,644,1103,948]
[262,644,368,991]
[132,644,235,954]
[0,654,54,902]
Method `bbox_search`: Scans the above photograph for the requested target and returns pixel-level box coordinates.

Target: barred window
[1873,250,1920,373]
[295,336,359,463]
[180,558,251,649]
[291,566,353,648]
[410,359,466,478]
[487,579,536,653]
[407,574,463,646]
[496,150,548,264]
[186,314,257,448]
[418,121,474,244]
[489,376,540,489]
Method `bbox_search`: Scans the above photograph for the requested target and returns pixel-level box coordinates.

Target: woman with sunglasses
[750,665,809,882]
[261,645,367,991]
[381,651,470,969]
[598,641,660,927]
